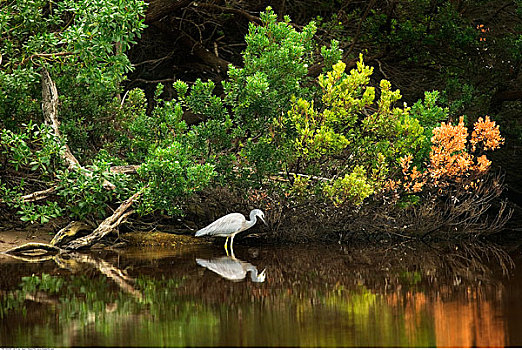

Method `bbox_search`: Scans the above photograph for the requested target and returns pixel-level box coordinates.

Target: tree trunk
[41,68,116,190]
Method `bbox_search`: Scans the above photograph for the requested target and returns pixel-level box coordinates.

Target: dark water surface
[1,241,522,347]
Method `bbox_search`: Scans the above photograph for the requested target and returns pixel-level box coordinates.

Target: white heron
[196,256,266,282]
[195,209,267,254]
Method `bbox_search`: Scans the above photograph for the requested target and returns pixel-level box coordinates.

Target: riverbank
[0,228,53,252]
[1,201,521,253]
[0,225,208,253]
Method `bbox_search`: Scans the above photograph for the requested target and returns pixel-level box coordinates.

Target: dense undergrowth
[0,3,511,241]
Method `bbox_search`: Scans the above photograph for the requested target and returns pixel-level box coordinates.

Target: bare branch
[193,2,261,24]
[145,0,193,24]
[18,51,74,68]
[21,186,57,202]
[110,165,140,174]
[63,190,142,250]
[41,68,116,190]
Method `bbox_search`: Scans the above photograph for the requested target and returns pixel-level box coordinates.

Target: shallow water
[1,241,522,347]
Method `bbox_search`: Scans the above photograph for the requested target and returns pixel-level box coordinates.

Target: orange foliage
[476,24,490,42]
[470,116,503,152]
[399,115,503,193]
[401,155,425,193]
[249,189,272,210]
[430,116,474,182]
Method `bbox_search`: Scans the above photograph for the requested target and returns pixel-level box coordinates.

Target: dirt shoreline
[0,226,207,253]
[0,228,54,252]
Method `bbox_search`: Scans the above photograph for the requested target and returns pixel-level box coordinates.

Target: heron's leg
[224,237,229,255]
[230,234,235,251]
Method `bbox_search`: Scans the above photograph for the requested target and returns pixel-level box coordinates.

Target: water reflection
[0,240,519,347]
[196,251,266,282]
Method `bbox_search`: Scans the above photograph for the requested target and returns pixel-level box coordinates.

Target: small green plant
[137,142,216,216]
[17,201,63,224]
[55,161,131,220]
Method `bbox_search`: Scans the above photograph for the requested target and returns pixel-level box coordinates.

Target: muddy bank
[0,227,209,253]
[1,215,521,254]
[0,228,54,252]
[121,231,210,247]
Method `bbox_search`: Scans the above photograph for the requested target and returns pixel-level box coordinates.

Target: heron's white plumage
[195,213,248,237]
[195,209,266,238]
[196,256,266,282]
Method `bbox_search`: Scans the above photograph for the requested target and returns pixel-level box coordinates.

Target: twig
[21,186,57,202]
[18,51,74,67]
[193,2,261,24]
[375,59,389,80]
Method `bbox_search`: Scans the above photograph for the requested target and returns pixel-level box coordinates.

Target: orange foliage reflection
[387,288,505,347]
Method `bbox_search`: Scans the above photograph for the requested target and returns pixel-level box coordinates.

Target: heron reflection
[196,253,266,283]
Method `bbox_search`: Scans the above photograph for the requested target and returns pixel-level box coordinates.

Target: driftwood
[20,186,57,202]
[2,190,141,256]
[3,243,63,259]
[63,191,142,250]
[50,221,93,246]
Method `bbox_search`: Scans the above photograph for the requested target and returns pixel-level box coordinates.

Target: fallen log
[63,191,142,250]
[3,242,63,256]
[51,221,93,246]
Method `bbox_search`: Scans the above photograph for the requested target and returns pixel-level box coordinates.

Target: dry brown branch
[0,165,138,205]
[41,68,116,190]
[178,34,231,73]
[20,186,57,202]
[345,0,377,56]
[110,165,140,174]
[3,242,63,256]
[193,2,262,24]
[145,0,193,24]
[132,52,174,67]
[63,191,142,250]
[131,78,177,84]
[0,186,57,204]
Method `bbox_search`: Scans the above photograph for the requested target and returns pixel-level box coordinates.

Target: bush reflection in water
[0,240,514,347]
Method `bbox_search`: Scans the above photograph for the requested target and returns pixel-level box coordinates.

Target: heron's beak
[258,268,267,282]
[260,216,268,226]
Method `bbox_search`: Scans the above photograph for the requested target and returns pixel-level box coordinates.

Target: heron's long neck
[246,265,261,282]
[245,211,258,229]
